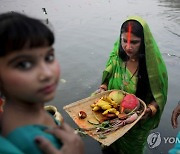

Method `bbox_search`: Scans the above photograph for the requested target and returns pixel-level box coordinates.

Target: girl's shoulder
[0,136,23,154]
[6,124,62,154]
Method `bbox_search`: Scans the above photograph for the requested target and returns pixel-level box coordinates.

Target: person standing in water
[94,16,168,154]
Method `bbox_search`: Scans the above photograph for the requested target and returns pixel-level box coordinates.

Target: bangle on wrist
[148,104,157,116]
[99,84,107,91]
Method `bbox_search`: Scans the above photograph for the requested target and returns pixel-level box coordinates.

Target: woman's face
[0,46,60,104]
[121,32,141,59]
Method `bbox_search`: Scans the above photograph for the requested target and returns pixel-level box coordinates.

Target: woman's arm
[148,100,159,116]
[141,100,159,120]
[171,101,180,128]
[99,83,108,91]
[91,83,108,96]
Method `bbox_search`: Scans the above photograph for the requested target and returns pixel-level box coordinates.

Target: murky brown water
[0,0,180,153]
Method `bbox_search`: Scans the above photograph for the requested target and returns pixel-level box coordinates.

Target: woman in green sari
[96,16,168,154]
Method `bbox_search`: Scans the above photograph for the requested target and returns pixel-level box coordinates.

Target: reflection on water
[0,0,180,153]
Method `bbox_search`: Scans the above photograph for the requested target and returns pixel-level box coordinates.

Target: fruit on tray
[78,111,87,119]
[90,91,141,120]
[90,95,119,116]
[120,94,140,114]
[108,91,125,105]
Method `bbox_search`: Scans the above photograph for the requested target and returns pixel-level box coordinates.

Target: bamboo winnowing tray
[63,90,146,146]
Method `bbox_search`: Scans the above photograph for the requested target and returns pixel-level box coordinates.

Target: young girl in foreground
[0,12,83,154]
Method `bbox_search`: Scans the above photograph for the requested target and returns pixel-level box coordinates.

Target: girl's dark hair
[0,12,54,57]
[119,20,151,102]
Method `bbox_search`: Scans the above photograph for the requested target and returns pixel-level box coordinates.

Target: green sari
[101,16,168,154]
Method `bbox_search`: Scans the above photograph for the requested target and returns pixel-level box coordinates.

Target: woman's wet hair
[0,12,54,57]
[118,19,152,102]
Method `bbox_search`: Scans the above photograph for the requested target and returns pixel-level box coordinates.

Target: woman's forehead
[121,32,141,40]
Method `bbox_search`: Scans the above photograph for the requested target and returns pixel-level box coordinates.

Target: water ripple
[164,26,180,37]
[163,53,180,59]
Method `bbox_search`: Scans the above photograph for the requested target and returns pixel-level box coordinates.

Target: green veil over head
[102,16,168,129]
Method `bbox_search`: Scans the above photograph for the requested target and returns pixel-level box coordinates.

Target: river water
[0,0,180,153]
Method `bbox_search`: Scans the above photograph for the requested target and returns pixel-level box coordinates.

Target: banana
[106,96,118,108]
[90,103,96,108]
[115,111,120,116]
[96,100,110,107]
[101,96,118,108]
[92,106,101,111]
[91,95,120,117]
[101,104,112,110]
[102,108,119,115]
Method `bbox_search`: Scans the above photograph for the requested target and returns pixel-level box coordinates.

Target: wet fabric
[101,16,168,154]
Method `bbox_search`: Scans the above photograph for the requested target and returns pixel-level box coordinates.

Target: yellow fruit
[96,100,110,107]
[102,108,118,115]
[101,104,112,110]
[106,96,118,108]
[92,106,101,111]
[115,111,120,116]
[90,103,96,108]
